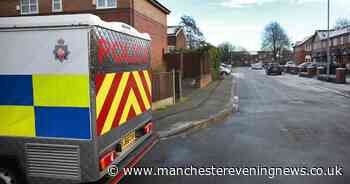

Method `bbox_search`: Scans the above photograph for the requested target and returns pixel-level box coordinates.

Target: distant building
[256,50,292,65]
[0,0,171,71]
[248,51,259,64]
[230,50,291,66]
[231,51,251,66]
[279,49,293,64]
[257,51,274,64]
[167,26,187,52]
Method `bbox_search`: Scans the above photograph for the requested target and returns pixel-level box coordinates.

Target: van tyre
[0,168,18,184]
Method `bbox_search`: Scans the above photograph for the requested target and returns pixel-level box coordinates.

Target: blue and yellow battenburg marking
[0,75,91,139]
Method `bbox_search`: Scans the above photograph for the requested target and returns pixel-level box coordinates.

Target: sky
[158,0,350,51]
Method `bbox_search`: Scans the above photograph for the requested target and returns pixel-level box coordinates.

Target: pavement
[121,67,350,184]
[153,75,238,138]
[277,72,350,98]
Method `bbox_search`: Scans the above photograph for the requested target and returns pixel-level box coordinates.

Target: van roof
[0,14,151,40]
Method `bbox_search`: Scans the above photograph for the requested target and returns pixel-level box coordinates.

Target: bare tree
[180,15,205,49]
[334,18,350,30]
[261,22,291,63]
[218,42,235,64]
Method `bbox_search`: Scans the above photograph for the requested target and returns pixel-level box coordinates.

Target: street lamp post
[326,0,331,76]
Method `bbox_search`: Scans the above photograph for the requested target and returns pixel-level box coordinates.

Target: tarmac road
[119,67,350,184]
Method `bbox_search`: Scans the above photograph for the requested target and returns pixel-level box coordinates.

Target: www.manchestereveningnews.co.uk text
[108,165,343,179]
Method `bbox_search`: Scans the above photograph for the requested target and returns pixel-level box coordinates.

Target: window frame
[340,36,344,45]
[333,37,338,46]
[96,0,117,9]
[20,0,39,15]
[52,0,63,12]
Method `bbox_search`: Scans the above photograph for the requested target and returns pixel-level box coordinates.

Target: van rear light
[100,151,117,171]
[144,122,154,134]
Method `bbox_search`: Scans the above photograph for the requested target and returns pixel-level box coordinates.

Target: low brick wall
[198,74,212,88]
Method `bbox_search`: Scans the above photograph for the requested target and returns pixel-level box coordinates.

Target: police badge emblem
[53,38,70,63]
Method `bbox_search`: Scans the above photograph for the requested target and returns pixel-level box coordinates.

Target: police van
[0,14,157,184]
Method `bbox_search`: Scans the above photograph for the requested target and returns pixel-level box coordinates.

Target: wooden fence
[165,51,212,88]
[152,71,174,103]
[165,52,211,78]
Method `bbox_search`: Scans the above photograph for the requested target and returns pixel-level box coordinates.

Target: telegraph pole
[326,0,331,75]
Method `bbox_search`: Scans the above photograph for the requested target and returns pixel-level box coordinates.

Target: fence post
[179,71,182,100]
[180,52,184,72]
[172,69,176,104]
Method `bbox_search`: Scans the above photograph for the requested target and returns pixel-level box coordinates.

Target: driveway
[120,67,350,184]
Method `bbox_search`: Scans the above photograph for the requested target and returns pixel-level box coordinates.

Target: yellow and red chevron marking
[95,70,152,136]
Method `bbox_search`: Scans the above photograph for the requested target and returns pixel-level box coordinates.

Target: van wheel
[0,168,18,184]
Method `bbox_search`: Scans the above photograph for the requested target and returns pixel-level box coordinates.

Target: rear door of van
[90,26,156,177]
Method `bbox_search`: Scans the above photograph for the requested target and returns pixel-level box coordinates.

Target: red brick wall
[198,74,212,88]
[0,0,132,16]
[0,0,19,16]
[294,49,306,65]
[95,9,131,24]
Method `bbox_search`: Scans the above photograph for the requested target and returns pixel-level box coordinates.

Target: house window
[96,0,117,9]
[333,38,338,46]
[21,0,38,14]
[340,36,344,45]
[52,0,62,12]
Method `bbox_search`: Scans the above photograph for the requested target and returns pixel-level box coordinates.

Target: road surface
[120,67,350,184]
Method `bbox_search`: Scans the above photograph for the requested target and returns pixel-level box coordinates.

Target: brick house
[167,26,187,51]
[312,28,350,69]
[293,35,313,65]
[0,0,171,71]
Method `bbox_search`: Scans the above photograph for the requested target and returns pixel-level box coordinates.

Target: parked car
[284,61,297,68]
[251,62,263,70]
[220,64,232,75]
[221,63,232,68]
[283,61,298,73]
[266,63,283,75]
[262,63,270,69]
[297,62,312,72]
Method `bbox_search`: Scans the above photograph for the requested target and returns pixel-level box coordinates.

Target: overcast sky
[158,0,350,51]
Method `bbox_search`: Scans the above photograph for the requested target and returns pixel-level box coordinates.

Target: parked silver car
[251,62,263,70]
[220,63,232,75]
